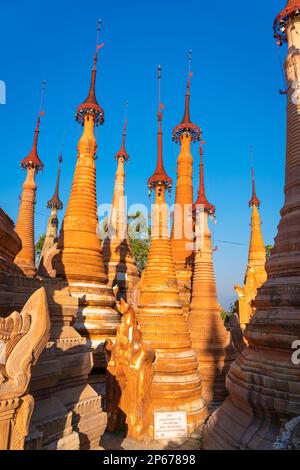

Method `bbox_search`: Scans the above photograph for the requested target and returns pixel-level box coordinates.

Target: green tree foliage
[128,211,150,272]
[220,302,236,324]
[35,233,45,262]
[265,244,273,258]
[130,239,150,272]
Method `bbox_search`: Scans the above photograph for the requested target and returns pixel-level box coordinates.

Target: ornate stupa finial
[76,19,104,126]
[20,80,46,172]
[193,140,215,214]
[115,101,129,161]
[148,65,172,192]
[274,0,300,44]
[47,152,63,210]
[172,50,201,143]
[248,145,260,208]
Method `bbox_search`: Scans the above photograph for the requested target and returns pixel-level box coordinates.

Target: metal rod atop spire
[58,149,63,165]
[186,49,193,96]
[249,145,260,207]
[96,18,101,49]
[148,65,172,191]
[199,138,204,165]
[158,65,162,113]
[93,18,102,69]
[38,80,46,116]
[250,144,253,167]
[124,100,128,130]
[76,18,104,126]
[188,49,192,79]
[172,50,201,142]
[122,100,129,146]
[115,100,130,161]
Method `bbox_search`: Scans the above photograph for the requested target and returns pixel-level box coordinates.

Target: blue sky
[0,0,287,307]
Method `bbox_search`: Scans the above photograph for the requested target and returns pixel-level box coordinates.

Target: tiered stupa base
[0,272,108,450]
[137,236,208,437]
[103,239,140,306]
[174,262,192,316]
[189,313,236,408]
[70,281,120,371]
[203,275,300,449]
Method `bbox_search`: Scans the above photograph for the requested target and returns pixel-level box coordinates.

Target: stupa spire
[137,66,207,437]
[53,21,118,374]
[115,101,129,161]
[20,80,46,171]
[102,103,140,301]
[76,19,104,126]
[38,153,64,275]
[172,50,201,142]
[171,52,201,313]
[193,141,215,214]
[248,145,260,207]
[47,153,63,210]
[235,158,267,330]
[189,137,235,407]
[15,81,46,277]
[148,65,172,191]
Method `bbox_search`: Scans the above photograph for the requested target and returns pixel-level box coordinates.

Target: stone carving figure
[0,287,50,449]
[105,292,155,440]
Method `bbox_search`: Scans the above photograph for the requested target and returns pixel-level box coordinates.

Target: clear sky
[0,0,287,308]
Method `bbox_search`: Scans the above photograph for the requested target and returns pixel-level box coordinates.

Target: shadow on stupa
[22,284,100,449]
[23,225,106,449]
[194,301,237,411]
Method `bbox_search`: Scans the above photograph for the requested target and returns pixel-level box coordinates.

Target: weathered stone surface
[0,287,50,450]
[189,191,236,408]
[15,167,37,277]
[0,208,22,275]
[203,4,300,449]
[106,297,155,439]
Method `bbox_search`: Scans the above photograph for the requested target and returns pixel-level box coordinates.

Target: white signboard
[154,411,187,440]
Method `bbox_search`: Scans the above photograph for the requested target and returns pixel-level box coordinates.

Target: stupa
[0,206,107,450]
[171,51,202,314]
[137,66,207,437]
[38,153,63,275]
[15,82,46,277]
[235,160,267,330]
[189,142,236,408]
[52,20,119,373]
[102,108,140,303]
[203,0,300,449]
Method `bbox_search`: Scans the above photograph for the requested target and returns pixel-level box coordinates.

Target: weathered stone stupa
[203,0,300,449]
[0,206,107,450]
[235,162,267,330]
[171,51,201,314]
[15,82,46,277]
[137,66,207,437]
[102,110,140,303]
[53,20,119,373]
[189,142,235,408]
[38,153,63,275]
